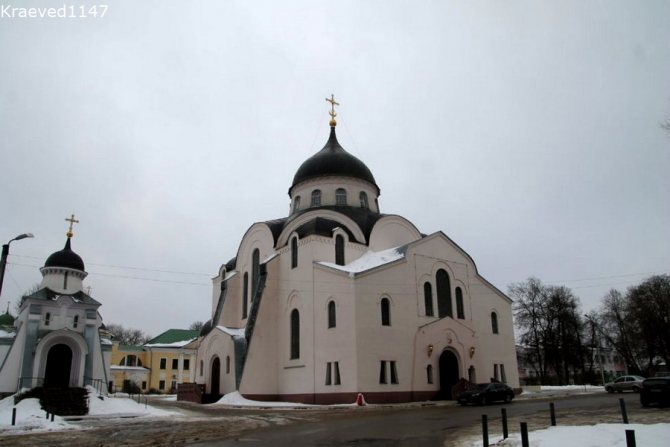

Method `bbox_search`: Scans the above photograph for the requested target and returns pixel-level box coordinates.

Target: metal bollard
[11,408,16,426]
[50,413,54,422]
[482,414,489,446]
[520,422,529,447]
[501,408,508,439]
[625,429,636,447]
[550,402,556,426]
[46,411,49,419]
[619,398,628,424]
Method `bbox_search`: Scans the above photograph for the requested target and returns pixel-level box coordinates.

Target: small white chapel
[196,97,519,404]
[0,217,111,396]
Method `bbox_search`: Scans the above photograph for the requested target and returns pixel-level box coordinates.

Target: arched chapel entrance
[44,344,73,388]
[438,350,460,400]
[210,357,221,397]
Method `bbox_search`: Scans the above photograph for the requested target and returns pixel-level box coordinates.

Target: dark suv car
[640,377,670,407]
[458,383,514,406]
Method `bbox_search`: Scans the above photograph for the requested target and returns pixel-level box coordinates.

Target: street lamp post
[0,233,34,300]
[584,314,606,386]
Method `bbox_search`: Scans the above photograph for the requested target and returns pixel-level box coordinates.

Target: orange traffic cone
[356,393,366,406]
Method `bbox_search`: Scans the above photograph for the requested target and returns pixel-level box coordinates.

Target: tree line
[511,274,669,385]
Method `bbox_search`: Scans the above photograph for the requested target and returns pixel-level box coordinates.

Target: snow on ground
[0,392,71,434]
[0,385,667,447]
[541,385,604,391]
[458,423,670,447]
[0,386,178,436]
[215,391,316,407]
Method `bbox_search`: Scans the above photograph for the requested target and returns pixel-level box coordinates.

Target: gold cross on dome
[65,213,79,238]
[326,94,339,126]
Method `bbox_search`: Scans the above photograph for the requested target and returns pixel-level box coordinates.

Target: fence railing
[84,377,106,395]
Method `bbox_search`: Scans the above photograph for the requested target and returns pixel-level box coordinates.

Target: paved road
[192,392,656,446]
[2,392,666,446]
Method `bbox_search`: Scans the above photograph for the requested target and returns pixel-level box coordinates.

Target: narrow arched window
[335,234,345,266]
[293,196,301,213]
[427,365,433,384]
[45,312,51,326]
[424,282,434,316]
[359,191,369,208]
[491,312,499,334]
[226,356,230,374]
[63,271,68,290]
[381,298,391,326]
[336,188,347,205]
[242,272,249,319]
[311,190,321,207]
[290,309,300,359]
[436,269,453,318]
[328,301,336,328]
[456,287,464,319]
[73,314,79,329]
[199,360,203,376]
[291,237,298,269]
[252,248,260,299]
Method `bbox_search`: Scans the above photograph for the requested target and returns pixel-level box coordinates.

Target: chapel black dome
[291,127,378,193]
[44,238,85,271]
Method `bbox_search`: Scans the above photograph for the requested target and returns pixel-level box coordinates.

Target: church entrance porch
[44,343,73,388]
[438,350,460,400]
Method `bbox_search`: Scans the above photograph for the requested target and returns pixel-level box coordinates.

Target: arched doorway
[210,357,221,396]
[44,344,72,388]
[439,350,460,400]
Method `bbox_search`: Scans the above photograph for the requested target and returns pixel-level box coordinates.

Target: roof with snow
[23,287,101,306]
[318,245,407,275]
[216,325,245,338]
[144,329,199,348]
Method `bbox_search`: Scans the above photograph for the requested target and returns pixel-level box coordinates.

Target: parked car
[640,377,670,407]
[458,383,514,406]
[604,375,645,393]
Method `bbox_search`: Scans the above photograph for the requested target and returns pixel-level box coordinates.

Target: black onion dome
[44,238,85,271]
[291,127,379,193]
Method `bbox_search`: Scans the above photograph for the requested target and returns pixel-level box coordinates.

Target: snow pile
[0,393,71,434]
[541,385,604,391]
[0,387,179,435]
[88,391,177,417]
[458,423,670,447]
[215,391,314,407]
[319,246,405,274]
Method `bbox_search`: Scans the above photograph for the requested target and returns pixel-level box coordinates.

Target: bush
[122,380,141,395]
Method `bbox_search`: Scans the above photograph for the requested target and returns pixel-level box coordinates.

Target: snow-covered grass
[457,423,670,447]
[0,386,179,436]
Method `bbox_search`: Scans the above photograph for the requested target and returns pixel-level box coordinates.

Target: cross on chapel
[326,94,339,126]
[65,214,79,238]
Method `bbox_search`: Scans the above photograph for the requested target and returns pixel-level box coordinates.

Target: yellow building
[110,343,149,393]
[110,329,198,393]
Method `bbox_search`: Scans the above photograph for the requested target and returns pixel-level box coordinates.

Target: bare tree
[188,320,204,332]
[510,278,585,384]
[596,275,670,376]
[106,323,151,345]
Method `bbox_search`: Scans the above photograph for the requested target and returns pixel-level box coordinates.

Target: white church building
[196,102,519,404]
[0,222,111,396]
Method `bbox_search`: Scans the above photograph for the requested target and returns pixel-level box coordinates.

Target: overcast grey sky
[1,0,669,337]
